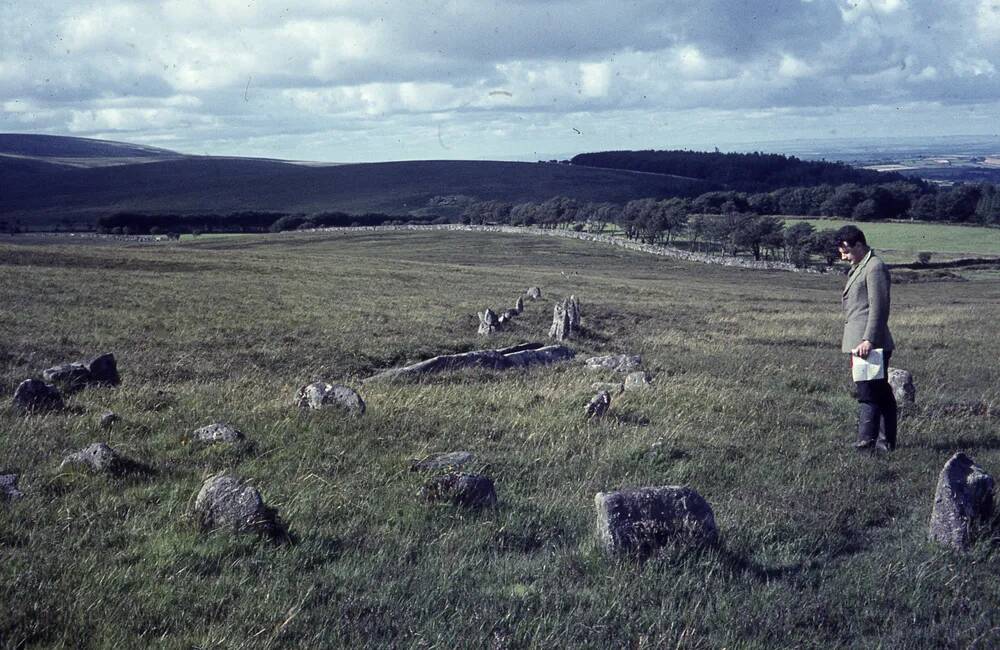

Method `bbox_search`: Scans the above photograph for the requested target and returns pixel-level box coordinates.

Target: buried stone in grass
[190,421,247,445]
[58,442,153,478]
[421,472,497,508]
[12,378,64,412]
[594,486,718,555]
[295,381,366,415]
[193,473,289,542]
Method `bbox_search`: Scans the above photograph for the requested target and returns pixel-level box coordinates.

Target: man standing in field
[838,225,897,452]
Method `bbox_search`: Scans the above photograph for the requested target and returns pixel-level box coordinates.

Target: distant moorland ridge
[2,135,998,232]
[0,134,711,228]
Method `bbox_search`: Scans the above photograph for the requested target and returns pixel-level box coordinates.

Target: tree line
[71,178,999,267]
[458,181,1000,229]
[93,211,447,235]
[570,149,914,192]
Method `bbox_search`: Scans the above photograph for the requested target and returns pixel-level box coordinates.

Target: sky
[2,0,1000,162]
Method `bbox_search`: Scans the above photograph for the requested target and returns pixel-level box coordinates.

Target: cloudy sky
[2,0,999,162]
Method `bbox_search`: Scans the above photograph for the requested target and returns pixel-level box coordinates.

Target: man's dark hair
[835,224,867,247]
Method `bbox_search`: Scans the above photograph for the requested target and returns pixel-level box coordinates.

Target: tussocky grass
[2,229,1000,648]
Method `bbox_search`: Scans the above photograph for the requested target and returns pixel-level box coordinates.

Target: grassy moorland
[1,230,999,648]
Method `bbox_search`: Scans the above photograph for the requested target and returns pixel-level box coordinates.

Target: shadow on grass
[711,543,815,582]
[610,539,814,583]
[612,411,651,426]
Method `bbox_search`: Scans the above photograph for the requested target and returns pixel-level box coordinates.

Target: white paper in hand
[852,348,885,382]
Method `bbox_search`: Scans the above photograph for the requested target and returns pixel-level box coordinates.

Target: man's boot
[878,396,898,451]
[855,402,880,450]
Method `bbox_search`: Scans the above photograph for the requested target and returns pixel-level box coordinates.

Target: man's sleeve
[863,262,890,343]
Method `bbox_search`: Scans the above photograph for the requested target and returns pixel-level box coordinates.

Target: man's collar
[852,248,872,270]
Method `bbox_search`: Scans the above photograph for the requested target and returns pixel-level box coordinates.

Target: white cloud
[777,54,814,79]
[67,106,217,132]
[579,63,611,98]
[1,0,1000,160]
[976,0,1000,40]
[952,57,997,77]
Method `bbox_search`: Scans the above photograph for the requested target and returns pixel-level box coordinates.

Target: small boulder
[86,353,120,385]
[295,382,366,415]
[0,474,24,501]
[595,486,718,553]
[478,308,501,335]
[99,411,119,429]
[410,451,474,472]
[624,371,652,390]
[585,354,642,373]
[194,474,274,533]
[12,379,64,411]
[42,363,91,389]
[525,287,542,300]
[929,452,994,551]
[59,442,125,474]
[888,367,915,404]
[585,390,612,419]
[500,309,518,322]
[515,296,525,313]
[192,422,245,444]
[421,472,497,508]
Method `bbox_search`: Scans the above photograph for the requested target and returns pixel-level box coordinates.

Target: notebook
[851,348,885,382]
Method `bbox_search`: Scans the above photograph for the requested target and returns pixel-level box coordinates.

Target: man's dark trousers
[856,350,898,449]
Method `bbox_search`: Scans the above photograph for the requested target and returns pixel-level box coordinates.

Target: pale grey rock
[194,474,272,533]
[39,353,119,390]
[295,382,365,415]
[364,344,573,382]
[0,474,24,501]
[421,472,497,508]
[585,390,612,419]
[496,342,544,355]
[411,451,474,472]
[929,453,994,551]
[526,287,542,300]
[888,367,915,404]
[192,422,245,444]
[59,442,123,474]
[42,363,91,389]
[478,308,500,335]
[99,411,119,429]
[13,379,64,411]
[595,486,718,553]
[515,296,525,313]
[624,371,652,390]
[500,309,518,322]
[503,345,576,367]
[549,301,570,341]
[585,354,642,373]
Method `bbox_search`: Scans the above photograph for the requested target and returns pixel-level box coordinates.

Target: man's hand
[852,339,873,358]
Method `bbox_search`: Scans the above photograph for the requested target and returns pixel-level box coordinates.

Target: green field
[783,218,1000,262]
[2,230,1000,648]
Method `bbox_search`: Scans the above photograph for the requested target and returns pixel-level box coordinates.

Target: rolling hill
[0,134,714,228]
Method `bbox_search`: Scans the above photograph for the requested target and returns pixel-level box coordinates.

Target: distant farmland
[783,218,1000,262]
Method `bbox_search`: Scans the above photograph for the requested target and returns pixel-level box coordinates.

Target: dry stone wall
[308,224,820,273]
